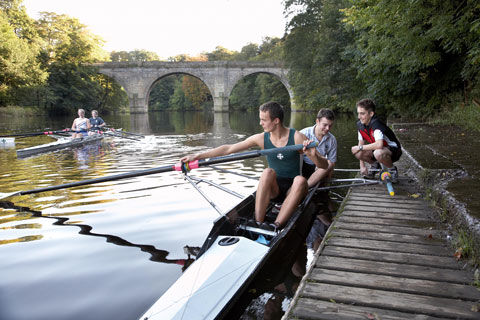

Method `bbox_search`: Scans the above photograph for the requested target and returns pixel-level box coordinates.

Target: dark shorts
[302,163,316,179]
[272,176,294,203]
[76,130,88,137]
[372,146,402,163]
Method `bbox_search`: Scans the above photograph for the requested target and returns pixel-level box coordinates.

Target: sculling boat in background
[139,185,321,320]
[16,134,104,158]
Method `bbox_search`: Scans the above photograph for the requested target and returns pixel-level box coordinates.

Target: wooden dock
[283,184,480,319]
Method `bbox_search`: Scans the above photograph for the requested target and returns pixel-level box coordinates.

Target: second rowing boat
[16,134,104,158]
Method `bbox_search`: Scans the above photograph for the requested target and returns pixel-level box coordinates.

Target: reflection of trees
[0,201,195,271]
[229,110,261,134]
[289,111,315,131]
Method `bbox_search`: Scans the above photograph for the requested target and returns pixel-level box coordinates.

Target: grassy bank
[431,102,480,132]
[0,106,47,117]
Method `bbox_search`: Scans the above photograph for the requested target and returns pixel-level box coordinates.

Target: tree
[283,0,361,112]
[110,50,159,62]
[182,76,211,110]
[205,46,235,61]
[342,0,480,115]
[0,10,46,106]
[35,12,108,66]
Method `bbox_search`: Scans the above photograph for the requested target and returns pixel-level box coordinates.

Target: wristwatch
[359,145,363,151]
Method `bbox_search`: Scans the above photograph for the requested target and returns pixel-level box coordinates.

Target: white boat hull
[140,236,269,320]
[16,134,103,158]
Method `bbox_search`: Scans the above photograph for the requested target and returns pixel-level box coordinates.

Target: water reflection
[0,201,195,268]
[0,110,359,320]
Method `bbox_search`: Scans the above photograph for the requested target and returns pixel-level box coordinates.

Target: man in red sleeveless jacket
[351,98,402,182]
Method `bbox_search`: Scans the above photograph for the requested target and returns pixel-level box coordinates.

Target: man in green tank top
[181,102,328,232]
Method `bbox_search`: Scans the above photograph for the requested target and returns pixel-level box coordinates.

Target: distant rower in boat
[71,109,91,138]
[300,108,337,251]
[89,110,106,135]
[181,101,328,232]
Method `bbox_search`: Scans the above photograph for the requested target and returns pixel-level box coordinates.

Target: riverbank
[393,122,480,267]
[0,106,46,117]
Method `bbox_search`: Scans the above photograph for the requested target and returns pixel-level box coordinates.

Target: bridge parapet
[94,61,293,113]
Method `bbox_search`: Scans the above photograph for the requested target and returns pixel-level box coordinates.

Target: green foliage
[149,76,177,111]
[283,0,362,112]
[342,0,480,117]
[110,50,159,62]
[0,9,46,106]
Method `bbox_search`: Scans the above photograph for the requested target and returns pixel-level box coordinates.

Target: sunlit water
[0,111,357,320]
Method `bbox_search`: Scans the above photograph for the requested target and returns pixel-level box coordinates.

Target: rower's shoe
[364,161,380,179]
[245,219,260,228]
[388,166,399,183]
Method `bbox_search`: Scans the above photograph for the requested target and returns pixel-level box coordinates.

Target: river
[0,110,358,320]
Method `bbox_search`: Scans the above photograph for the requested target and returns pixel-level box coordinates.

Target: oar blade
[0,191,21,200]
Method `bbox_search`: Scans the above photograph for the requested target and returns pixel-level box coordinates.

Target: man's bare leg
[255,168,279,223]
[373,148,393,168]
[275,176,308,227]
[307,167,330,188]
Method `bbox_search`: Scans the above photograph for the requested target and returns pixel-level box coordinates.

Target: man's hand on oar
[0,143,317,201]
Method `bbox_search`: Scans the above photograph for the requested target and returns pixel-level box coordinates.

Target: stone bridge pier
[94,61,293,113]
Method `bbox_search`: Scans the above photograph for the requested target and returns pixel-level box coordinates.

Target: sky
[23,0,289,59]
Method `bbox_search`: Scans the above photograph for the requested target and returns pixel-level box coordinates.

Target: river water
[0,110,358,320]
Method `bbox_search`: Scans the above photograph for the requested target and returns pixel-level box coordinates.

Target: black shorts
[372,147,402,163]
[272,176,294,203]
[302,163,316,179]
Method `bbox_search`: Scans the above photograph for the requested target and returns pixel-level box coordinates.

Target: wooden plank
[315,256,473,284]
[335,221,440,237]
[333,229,443,246]
[289,298,447,320]
[350,189,411,197]
[341,210,430,221]
[309,269,480,301]
[337,215,435,229]
[346,200,427,210]
[322,246,461,269]
[301,282,479,319]
[326,237,451,256]
[343,205,426,215]
[348,195,425,205]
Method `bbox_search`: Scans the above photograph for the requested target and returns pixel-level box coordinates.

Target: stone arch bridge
[94,61,293,113]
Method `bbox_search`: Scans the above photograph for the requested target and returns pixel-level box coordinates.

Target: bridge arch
[226,70,293,108]
[94,61,293,113]
[146,72,213,111]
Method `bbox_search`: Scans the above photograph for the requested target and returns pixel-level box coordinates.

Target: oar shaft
[9,142,314,198]
[0,129,70,138]
[18,164,177,196]
[105,127,145,137]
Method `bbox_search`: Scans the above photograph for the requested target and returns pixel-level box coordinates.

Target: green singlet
[264,128,301,178]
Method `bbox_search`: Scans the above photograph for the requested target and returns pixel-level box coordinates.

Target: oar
[0,129,71,138]
[105,127,145,138]
[90,129,141,141]
[0,142,316,200]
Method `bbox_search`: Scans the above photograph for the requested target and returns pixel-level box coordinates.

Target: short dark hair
[356,98,376,113]
[259,101,284,124]
[317,108,335,121]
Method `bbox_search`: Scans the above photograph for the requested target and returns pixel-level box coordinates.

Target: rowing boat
[139,185,320,320]
[16,134,104,158]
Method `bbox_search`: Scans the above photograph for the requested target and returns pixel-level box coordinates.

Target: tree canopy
[2,0,478,118]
